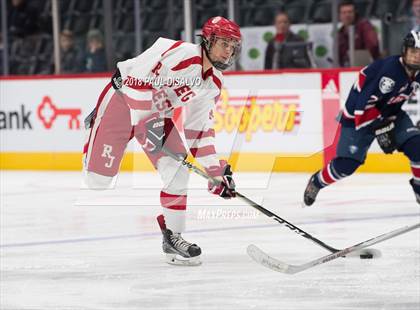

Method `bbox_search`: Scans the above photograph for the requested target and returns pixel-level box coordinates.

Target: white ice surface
[1,171,419,310]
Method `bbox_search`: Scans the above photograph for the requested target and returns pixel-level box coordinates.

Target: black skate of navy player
[304,30,420,206]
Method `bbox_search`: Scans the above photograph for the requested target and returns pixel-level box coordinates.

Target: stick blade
[247,244,299,274]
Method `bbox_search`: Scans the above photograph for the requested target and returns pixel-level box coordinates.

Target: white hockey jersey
[116,37,223,169]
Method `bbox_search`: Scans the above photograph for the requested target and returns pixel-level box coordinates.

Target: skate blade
[165,254,202,266]
[301,202,311,208]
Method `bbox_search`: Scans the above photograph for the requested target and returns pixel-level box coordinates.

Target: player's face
[339,5,355,26]
[211,38,237,63]
[405,47,420,69]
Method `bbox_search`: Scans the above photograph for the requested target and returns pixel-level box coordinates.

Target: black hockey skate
[157,215,202,266]
[409,178,420,205]
[303,172,321,207]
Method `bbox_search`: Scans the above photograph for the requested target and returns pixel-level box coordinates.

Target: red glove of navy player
[206,160,236,199]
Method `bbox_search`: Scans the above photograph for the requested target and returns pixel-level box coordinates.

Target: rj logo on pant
[102,144,115,168]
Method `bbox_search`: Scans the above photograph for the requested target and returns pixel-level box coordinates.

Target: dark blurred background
[0,0,415,75]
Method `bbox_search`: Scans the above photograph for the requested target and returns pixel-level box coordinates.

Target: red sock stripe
[321,165,336,184]
[160,191,187,210]
[190,145,216,158]
[411,165,420,178]
[156,214,166,230]
[184,128,215,140]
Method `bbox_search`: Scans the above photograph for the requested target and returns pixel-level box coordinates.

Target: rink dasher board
[0,70,418,172]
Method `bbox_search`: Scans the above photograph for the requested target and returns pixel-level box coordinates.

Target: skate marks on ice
[1,172,420,310]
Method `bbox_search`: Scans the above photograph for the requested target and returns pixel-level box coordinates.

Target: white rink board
[0,77,108,152]
[0,73,324,154]
[1,71,418,157]
[216,73,323,153]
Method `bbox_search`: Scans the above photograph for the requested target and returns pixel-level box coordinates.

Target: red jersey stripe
[202,67,213,80]
[161,40,184,57]
[355,107,381,128]
[171,56,202,71]
[212,74,222,90]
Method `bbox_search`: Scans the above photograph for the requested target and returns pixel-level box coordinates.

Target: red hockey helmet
[202,16,242,41]
[201,16,242,71]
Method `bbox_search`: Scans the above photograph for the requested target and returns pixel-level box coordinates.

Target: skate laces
[171,233,192,251]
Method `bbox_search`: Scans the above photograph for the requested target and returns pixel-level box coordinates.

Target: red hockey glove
[206,160,236,199]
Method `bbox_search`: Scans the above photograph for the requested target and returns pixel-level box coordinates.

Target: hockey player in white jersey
[83,17,242,265]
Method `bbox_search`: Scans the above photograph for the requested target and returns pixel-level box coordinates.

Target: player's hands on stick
[137,114,166,153]
[206,160,236,199]
[373,118,396,154]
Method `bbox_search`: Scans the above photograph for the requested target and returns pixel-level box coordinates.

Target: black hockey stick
[161,147,343,254]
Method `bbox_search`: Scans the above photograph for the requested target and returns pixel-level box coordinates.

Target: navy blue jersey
[340,55,420,129]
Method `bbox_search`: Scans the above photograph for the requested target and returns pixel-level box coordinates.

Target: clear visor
[214,37,241,57]
[209,37,241,70]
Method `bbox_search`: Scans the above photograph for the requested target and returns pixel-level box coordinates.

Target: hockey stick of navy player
[161,147,378,257]
[247,222,420,274]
